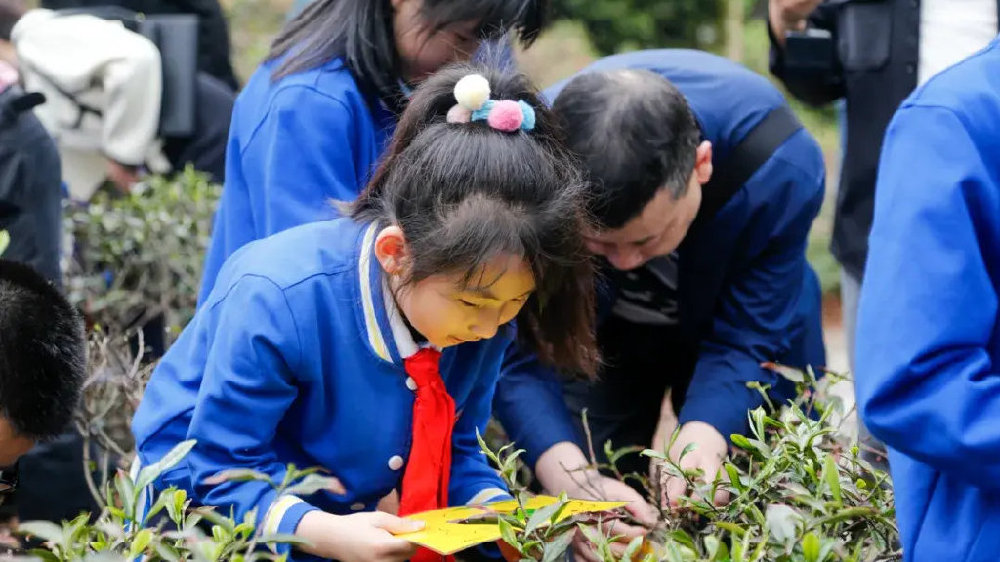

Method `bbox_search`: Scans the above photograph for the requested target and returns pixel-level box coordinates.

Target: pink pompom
[486,100,523,132]
[446,104,472,124]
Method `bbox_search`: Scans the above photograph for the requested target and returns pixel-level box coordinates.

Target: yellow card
[395,495,627,555]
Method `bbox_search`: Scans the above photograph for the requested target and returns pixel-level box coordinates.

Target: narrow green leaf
[823,455,843,505]
[282,474,347,497]
[802,532,821,562]
[523,500,563,535]
[498,518,520,553]
[0,230,10,256]
[19,521,65,543]
[136,440,196,491]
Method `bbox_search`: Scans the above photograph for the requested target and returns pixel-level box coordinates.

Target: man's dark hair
[552,68,701,229]
[268,0,547,112]
[351,59,599,377]
[0,260,85,441]
[0,0,24,41]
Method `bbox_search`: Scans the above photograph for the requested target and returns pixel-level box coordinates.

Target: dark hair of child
[552,69,702,229]
[0,260,86,441]
[268,0,547,110]
[350,60,599,377]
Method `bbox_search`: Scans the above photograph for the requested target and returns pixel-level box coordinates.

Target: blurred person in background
[0,0,62,286]
[7,4,233,201]
[769,0,1000,468]
[40,0,238,90]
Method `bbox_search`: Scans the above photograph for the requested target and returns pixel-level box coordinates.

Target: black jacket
[0,87,63,285]
[769,0,1000,278]
[41,0,239,91]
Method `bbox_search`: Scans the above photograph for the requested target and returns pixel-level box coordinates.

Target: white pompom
[454,74,491,111]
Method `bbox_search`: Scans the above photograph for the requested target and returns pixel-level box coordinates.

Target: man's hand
[652,421,730,509]
[769,0,823,45]
[535,442,658,562]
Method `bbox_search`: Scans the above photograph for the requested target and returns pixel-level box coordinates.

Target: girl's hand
[297,510,424,562]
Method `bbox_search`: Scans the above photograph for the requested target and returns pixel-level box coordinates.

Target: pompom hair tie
[445,73,536,132]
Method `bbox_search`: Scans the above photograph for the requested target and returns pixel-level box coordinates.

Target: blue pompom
[518,101,536,131]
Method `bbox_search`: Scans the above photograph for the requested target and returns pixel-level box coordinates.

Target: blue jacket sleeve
[186,274,318,551]
[856,104,1000,490]
[239,85,363,237]
[679,148,825,440]
[447,344,514,506]
[492,345,581,470]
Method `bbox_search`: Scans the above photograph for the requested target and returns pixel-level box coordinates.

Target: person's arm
[768,0,845,106]
[238,85,368,238]
[493,346,657,558]
[185,274,423,559]
[185,275,317,550]
[663,141,826,504]
[857,104,1000,490]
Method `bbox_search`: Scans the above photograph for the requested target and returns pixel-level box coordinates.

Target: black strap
[690,105,802,231]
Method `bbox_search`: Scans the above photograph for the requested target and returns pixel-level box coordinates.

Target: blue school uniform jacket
[133,218,510,557]
[495,49,827,467]
[198,58,396,302]
[856,39,1000,562]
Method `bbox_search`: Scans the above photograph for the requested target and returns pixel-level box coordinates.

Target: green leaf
[155,543,183,562]
[19,521,65,543]
[114,472,137,520]
[823,455,843,505]
[168,488,188,525]
[0,230,9,256]
[129,529,153,559]
[541,529,575,562]
[498,517,520,553]
[725,463,744,493]
[714,522,746,537]
[669,529,696,550]
[523,500,564,535]
[730,434,754,452]
[282,474,347,497]
[136,440,196,491]
[765,504,802,544]
[678,441,698,461]
[802,532,821,562]
[256,533,311,546]
[202,468,275,487]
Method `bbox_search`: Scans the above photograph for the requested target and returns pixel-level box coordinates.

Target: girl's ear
[374,226,410,275]
[693,140,713,185]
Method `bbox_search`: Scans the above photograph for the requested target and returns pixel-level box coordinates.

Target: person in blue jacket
[198,0,548,302]
[132,62,598,562]
[495,49,826,535]
[855,38,1000,562]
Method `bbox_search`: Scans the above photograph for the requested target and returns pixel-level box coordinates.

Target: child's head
[0,260,86,465]
[270,0,547,105]
[552,69,713,271]
[351,61,598,376]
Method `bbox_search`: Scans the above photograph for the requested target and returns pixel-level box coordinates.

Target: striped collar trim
[357,223,420,363]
